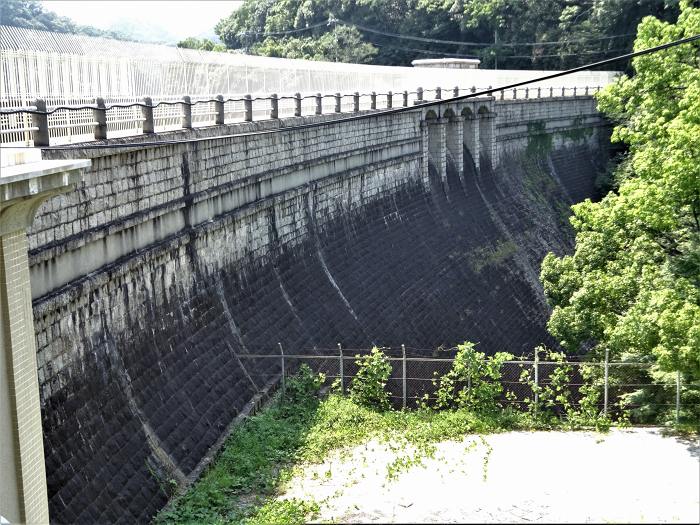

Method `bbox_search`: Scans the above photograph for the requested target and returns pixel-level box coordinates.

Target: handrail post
[294,92,302,117]
[371,91,377,110]
[561,87,565,97]
[279,342,285,397]
[435,86,441,100]
[513,88,517,99]
[244,94,253,122]
[453,86,459,98]
[549,87,554,98]
[537,87,541,98]
[585,86,589,96]
[603,348,609,416]
[315,93,322,115]
[142,96,154,134]
[387,91,393,109]
[525,87,529,99]
[181,95,192,129]
[270,93,278,119]
[500,90,504,100]
[93,97,107,140]
[416,87,423,104]
[335,92,341,113]
[402,344,407,409]
[31,98,50,147]
[402,90,408,107]
[573,87,577,96]
[353,92,360,112]
[338,343,344,394]
[215,94,225,125]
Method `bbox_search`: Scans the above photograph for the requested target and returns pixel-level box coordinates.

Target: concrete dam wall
[30,96,609,523]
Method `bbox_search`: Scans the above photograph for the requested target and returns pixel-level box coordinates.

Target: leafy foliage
[430,342,513,413]
[1,0,129,39]
[349,346,392,411]
[210,0,679,67]
[540,3,700,409]
[177,37,227,52]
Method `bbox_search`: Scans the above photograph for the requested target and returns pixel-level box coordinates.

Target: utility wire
[336,18,636,48]
[4,33,698,151]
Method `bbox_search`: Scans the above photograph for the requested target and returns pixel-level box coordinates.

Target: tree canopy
[212,0,681,67]
[540,2,700,381]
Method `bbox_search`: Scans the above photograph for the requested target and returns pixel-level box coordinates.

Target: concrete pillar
[269,93,279,119]
[334,93,341,113]
[31,99,49,147]
[0,149,89,525]
[420,120,430,185]
[371,92,377,110]
[93,97,107,140]
[464,115,479,172]
[479,111,497,168]
[447,116,464,178]
[141,96,154,134]
[353,92,360,112]
[181,95,192,129]
[387,91,393,109]
[315,93,322,115]
[214,95,225,125]
[244,94,253,122]
[428,118,448,186]
[294,93,302,117]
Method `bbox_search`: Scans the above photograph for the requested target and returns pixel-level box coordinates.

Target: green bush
[430,342,513,413]
[349,347,392,411]
[284,364,325,407]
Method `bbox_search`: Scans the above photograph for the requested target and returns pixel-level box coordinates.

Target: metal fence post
[533,348,539,418]
[353,92,360,112]
[402,344,407,409]
[141,96,154,134]
[294,93,302,117]
[279,342,285,397]
[215,94,225,125]
[676,370,681,424]
[335,92,341,113]
[315,93,322,115]
[181,95,192,129]
[371,91,377,110]
[604,348,609,416]
[387,91,393,109]
[32,98,49,147]
[338,343,344,394]
[270,93,279,119]
[93,97,107,140]
[244,94,253,122]
[402,90,408,107]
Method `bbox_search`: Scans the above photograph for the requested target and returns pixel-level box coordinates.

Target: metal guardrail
[0,84,601,147]
[235,345,691,422]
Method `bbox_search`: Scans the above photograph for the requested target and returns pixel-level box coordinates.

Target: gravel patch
[282,428,699,523]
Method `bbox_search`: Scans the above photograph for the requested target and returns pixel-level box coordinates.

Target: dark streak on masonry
[28,97,610,523]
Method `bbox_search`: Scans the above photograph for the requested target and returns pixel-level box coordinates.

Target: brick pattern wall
[29,100,608,523]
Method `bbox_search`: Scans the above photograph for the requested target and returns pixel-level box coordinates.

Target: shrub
[284,364,325,407]
[349,347,392,411]
[431,342,513,413]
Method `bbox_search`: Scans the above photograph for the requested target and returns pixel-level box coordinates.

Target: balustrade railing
[0,85,601,147]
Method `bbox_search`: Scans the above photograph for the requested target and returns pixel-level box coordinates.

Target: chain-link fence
[236,346,698,424]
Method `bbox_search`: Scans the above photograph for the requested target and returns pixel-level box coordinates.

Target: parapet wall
[31,96,609,523]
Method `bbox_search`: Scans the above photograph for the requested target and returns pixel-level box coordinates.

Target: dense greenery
[212,0,681,67]
[540,2,700,422]
[177,37,227,52]
[1,0,128,39]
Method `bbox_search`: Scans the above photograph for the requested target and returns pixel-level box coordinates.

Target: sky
[42,1,243,42]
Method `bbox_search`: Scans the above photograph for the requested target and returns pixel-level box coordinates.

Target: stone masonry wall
[30,98,609,523]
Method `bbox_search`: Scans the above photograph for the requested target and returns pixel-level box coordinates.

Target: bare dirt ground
[281,428,699,523]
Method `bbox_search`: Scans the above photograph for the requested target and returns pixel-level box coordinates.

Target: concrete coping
[1,154,89,203]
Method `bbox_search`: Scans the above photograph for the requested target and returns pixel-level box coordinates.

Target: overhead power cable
[5,33,698,151]
[238,21,329,38]
[335,18,636,48]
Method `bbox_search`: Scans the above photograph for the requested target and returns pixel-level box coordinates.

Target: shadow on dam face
[41,142,605,523]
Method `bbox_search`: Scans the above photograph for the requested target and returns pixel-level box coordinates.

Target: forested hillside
[213,0,682,67]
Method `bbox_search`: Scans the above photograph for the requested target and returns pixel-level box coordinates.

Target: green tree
[1,0,128,40]
[540,2,700,380]
[177,37,227,52]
